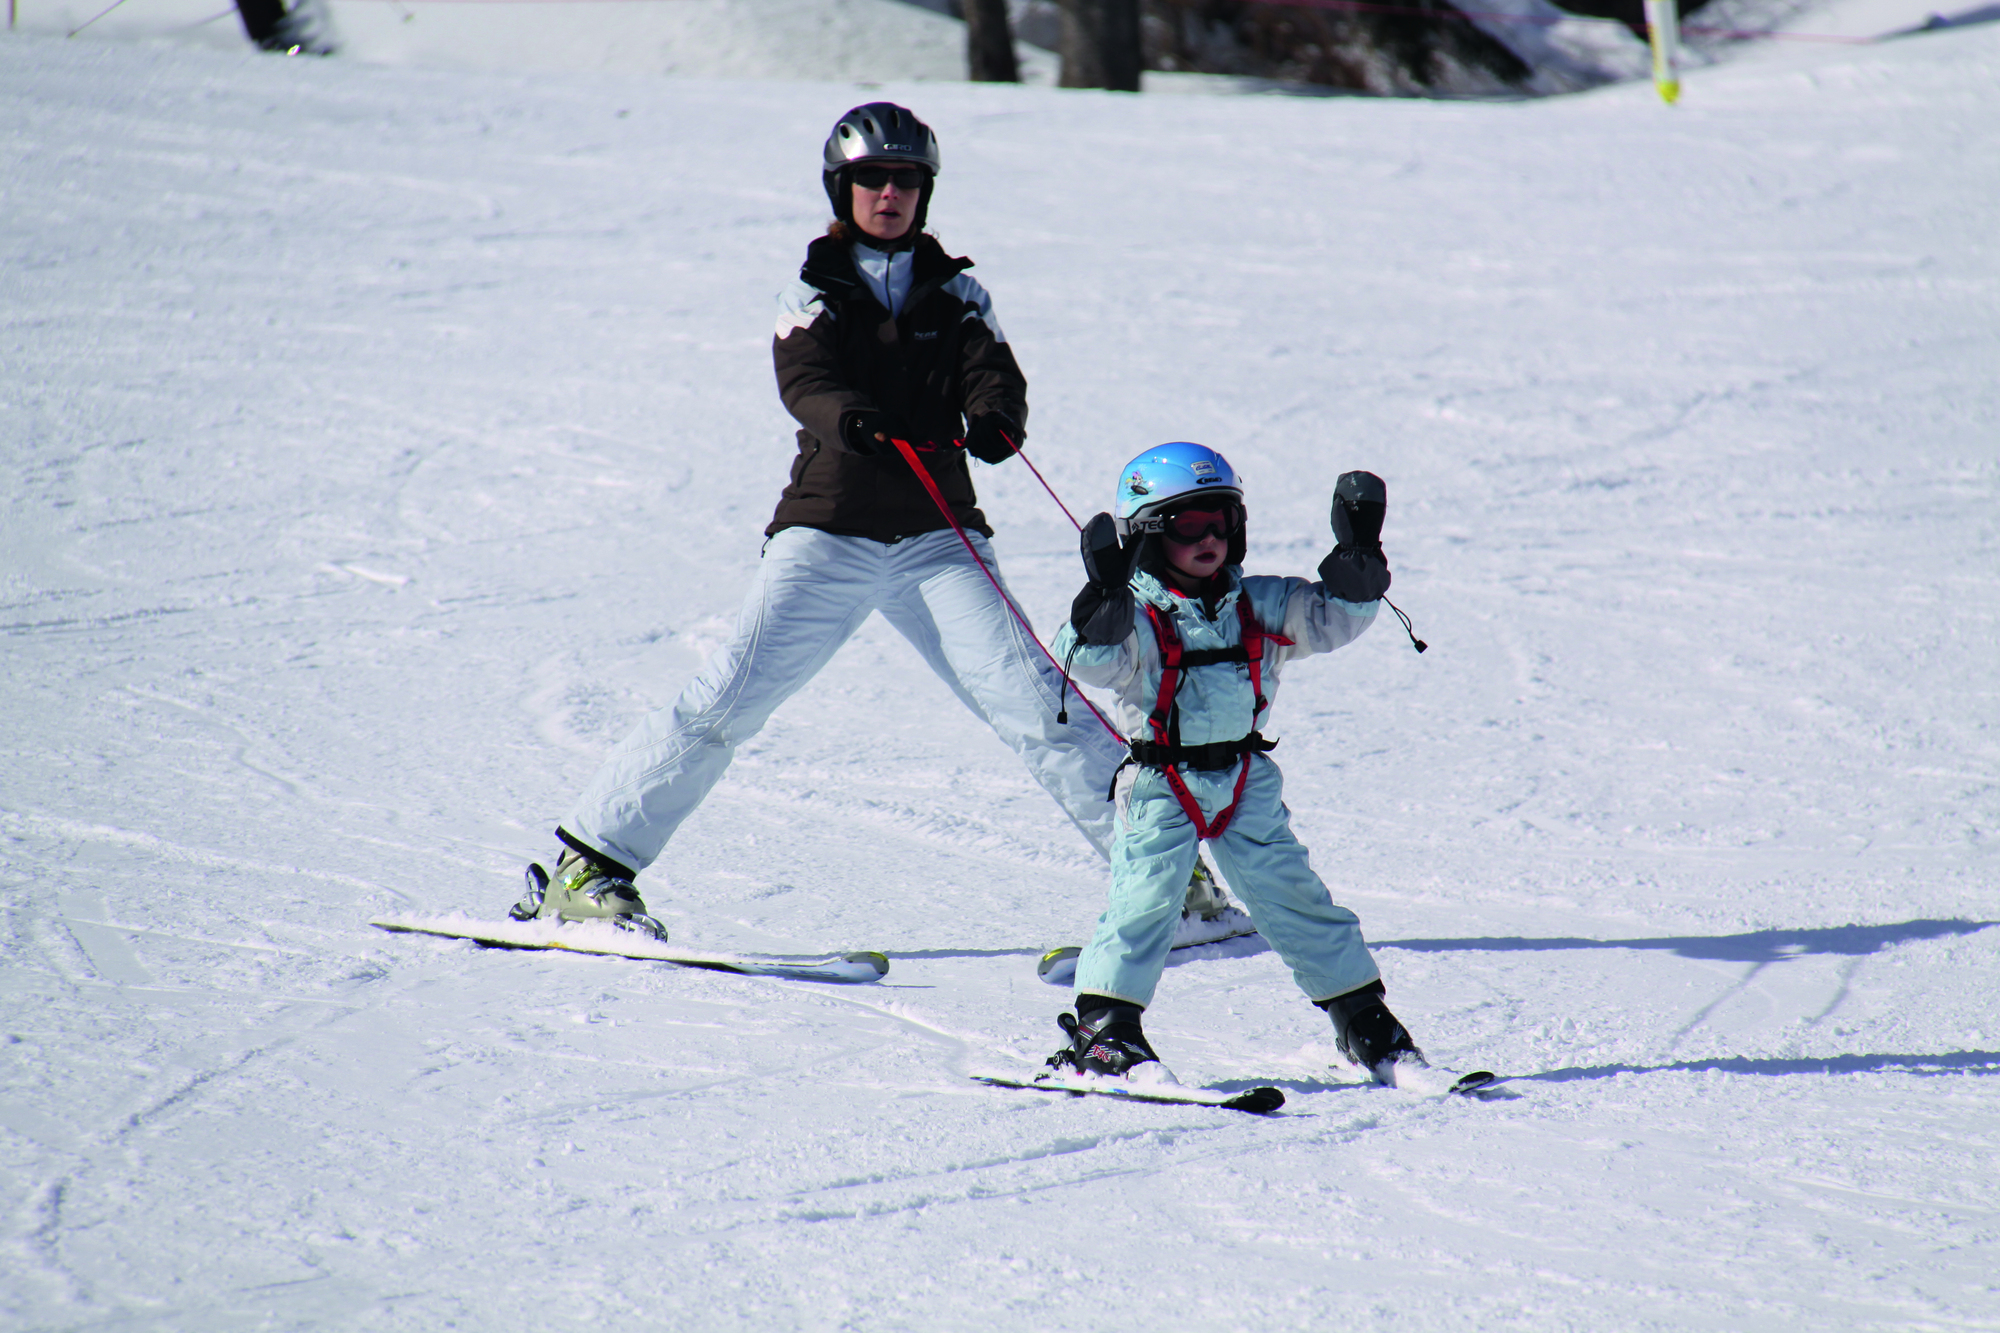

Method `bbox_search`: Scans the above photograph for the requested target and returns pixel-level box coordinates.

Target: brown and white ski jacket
[767,232,1028,542]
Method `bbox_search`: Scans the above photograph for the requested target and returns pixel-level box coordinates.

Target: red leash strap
[1010,445,1083,532]
[889,437,1122,741]
[964,427,1083,532]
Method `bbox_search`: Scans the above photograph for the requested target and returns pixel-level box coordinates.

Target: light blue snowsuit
[1052,567,1384,1008]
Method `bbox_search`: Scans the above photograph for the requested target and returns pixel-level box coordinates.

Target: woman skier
[511,105,1220,935]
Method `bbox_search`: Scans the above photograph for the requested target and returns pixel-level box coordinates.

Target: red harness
[1137,595,1292,841]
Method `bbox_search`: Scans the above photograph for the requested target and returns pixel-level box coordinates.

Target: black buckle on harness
[1128,731,1278,772]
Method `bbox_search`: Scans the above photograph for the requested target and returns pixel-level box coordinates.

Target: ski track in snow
[4,14,2000,1330]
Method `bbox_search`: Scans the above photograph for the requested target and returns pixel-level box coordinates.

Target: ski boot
[512,848,667,942]
[1182,857,1229,920]
[1320,980,1426,1085]
[1048,999,1177,1086]
[1171,857,1257,950]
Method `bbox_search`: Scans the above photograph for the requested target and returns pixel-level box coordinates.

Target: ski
[1037,906,1259,985]
[1447,1070,1504,1098]
[973,1065,1500,1112]
[370,913,890,983]
[972,1071,1285,1114]
[1355,1059,1507,1099]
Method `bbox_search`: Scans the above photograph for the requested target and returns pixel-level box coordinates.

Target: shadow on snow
[1212,1050,2000,1098]
[1521,1049,2000,1084]
[1374,917,1998,964]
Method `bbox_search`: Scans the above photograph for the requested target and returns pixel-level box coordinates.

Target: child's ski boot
[512,849,667,942]
[1049,1000,1177,1086]
[1321,980,1426,1085]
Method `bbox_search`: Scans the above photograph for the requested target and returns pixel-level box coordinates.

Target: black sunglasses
[851,165,929,191]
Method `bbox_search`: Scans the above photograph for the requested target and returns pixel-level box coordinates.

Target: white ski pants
[563,526,1127,873]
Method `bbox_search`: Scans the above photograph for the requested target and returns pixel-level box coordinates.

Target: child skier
[1047,443,1424,1086]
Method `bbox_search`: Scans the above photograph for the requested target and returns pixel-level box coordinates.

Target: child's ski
[1037,906,1258,985]
[972,1071,1285,1114]
[974,1067,1502,1111]
[370,913,889,983]
[1361,1061,1508,1099]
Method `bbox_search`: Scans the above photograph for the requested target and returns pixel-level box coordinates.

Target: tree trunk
[1059,0,1142,90]
[965,0,1022,81]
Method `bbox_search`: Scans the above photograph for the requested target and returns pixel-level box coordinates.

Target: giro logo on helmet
[1190,460,1216,477]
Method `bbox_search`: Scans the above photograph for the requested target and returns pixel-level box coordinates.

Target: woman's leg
[879,530,1125,859]
[561,528,880,872]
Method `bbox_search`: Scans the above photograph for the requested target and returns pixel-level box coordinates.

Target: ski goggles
[1157,506,1240,545]
[851,165,929,191]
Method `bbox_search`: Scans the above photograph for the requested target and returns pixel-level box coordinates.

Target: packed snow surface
[4,15,1998,1330]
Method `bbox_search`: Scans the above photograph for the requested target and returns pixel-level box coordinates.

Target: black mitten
[1317,547,1391,601]
[964,413,1022,464]
[1321,471,1392,602]
[1331,471,1387,553]
[1071,511,1135,643]
[1080,512,1129,588]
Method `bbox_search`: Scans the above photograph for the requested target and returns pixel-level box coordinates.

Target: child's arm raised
[1053,512,1140,688]
[1069,512,1134,645]
[1254,471,1396,658]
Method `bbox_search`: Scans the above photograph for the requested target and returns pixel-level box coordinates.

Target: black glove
[840,409,911,457]
[1320,470,1391,601]
[964,413,1022,464]
[1071,511,1136,643]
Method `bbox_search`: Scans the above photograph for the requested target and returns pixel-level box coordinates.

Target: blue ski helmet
[1114,443,1244,537]
[1114,443,1247,569]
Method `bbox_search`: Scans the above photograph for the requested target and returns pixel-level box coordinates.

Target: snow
[5,8,1999,1329]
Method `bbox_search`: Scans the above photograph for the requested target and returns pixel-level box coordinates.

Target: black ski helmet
[821,103,941,237]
